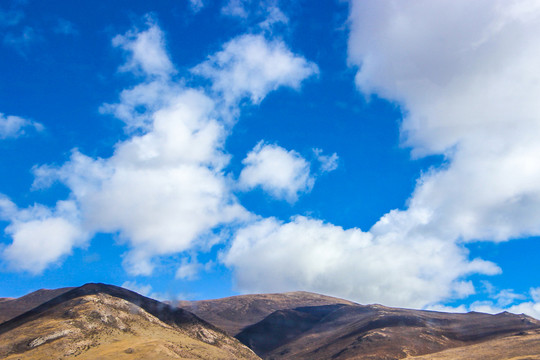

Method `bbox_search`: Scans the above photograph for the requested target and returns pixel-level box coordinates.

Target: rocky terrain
[2,284,540,359]
[180,292,540,360]
[0,283,260,359]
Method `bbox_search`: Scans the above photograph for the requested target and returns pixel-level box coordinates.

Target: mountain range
[1,283,539,359]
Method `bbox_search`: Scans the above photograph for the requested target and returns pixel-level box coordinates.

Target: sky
[1,0,540,318]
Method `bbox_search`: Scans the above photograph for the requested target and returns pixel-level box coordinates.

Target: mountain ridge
[1,284,540,359]
[0,283,260,359]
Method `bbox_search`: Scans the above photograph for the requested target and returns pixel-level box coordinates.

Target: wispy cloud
[0,113,43,139]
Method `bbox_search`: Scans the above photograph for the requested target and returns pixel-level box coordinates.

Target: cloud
[36,88,249,276]
[121,281,152,296]
[313,148,339,173]
[189,0,205,13]
[467,287,540,319]
[0,196,88,274]
[223,216,499,308]
[224,0,540,309]
[221,0,250,18]
[54,18,78,36]
[112,16,174,79]
[1,17,318,276]
[239,142,313,202]
[0,113,43,139]
[192,34,318,106]
[175,257,202,280]
[347,0,540,241]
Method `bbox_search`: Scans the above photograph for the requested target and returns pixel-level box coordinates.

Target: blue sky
[1,0,540,317]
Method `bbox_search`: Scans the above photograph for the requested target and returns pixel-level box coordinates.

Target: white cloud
[36,88,249,276]
[259,6,288,32]
[0,113,43,139]
[189,0,205,13]
[2,18,318,276]
[467,287,540,319]
[112,17,174,79]
[239,142,313,202]
[121,280,152,296]
[0,196,88,274]
[221,0,250,18]
[223,216,499,308]
[224,1,540,308]
[313,148,339,173]
[175,257,202,280]
[347,0,540,241]
[192,34,318,106]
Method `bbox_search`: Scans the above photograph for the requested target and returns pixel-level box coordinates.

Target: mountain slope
[236,303,540,360]
[0,287,74,324]
[404,329,540,359]
[0,283,260,360]
[178,291,356,335]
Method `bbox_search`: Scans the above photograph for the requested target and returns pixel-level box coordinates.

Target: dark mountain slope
[178,291,356,335]
[0,287,74,324]
[236,303,540,360]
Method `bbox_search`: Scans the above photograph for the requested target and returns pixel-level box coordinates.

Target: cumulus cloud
[36,88,248,276]
[0,113,43,139]
[0,196,88,274]
[347,0,540,241]
[223,0,540,309]
[192,34,318,106]
[223,216,499,308]
[239,142,313,202]
[112,17,174,79]
[1,18,318,276]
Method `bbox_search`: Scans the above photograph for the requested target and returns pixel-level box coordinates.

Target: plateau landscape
[2,0,540,359]
[1,283,540,359]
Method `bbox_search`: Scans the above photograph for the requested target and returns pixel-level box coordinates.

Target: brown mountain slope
[404,329,540,359]
[236,303,540,360]
[0,287,74,324]
[0,283,260,360]
[178,291,356,335]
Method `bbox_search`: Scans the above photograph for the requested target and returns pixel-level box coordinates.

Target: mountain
[236,303,540,359]
[0,283,260,360]
[2,285,540,360]
[180,292,540,360]
[0,287,74,324]
[177,291,356,336]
